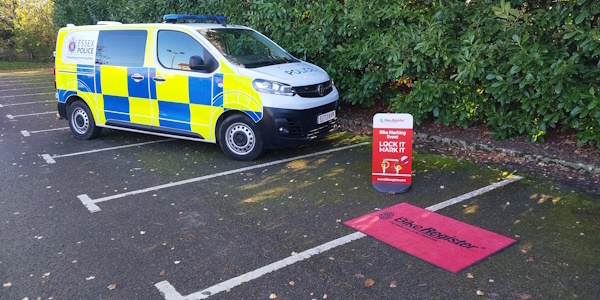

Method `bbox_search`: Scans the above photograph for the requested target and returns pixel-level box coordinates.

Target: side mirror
[189,55,210,72]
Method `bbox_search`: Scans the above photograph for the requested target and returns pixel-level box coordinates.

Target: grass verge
[0,61,53,73]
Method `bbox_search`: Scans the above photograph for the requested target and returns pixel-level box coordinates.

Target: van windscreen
[199,28,298,69]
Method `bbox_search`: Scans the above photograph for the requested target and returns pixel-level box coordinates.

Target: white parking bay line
[155,175,523,300]
[21,127,69,137]
[41,139,174,164]
[0,86,51,92]
[7,111,56,119]
[0,100,55,108]
[77,142,370,213]
[0,92,54,99]
[0,80,50,85]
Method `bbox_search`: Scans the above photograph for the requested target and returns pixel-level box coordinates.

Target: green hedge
[53,0,600,147]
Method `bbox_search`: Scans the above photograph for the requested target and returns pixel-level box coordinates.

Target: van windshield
[198,28,298,68]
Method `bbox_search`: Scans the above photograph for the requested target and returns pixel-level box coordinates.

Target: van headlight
[252,79,295,96]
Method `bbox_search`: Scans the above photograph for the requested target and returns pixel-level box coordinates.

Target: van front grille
[294,81,333,98]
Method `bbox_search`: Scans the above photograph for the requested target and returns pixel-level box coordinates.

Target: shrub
[52,0,600,147]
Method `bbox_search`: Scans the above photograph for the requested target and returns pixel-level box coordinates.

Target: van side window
[96,30,147,67]
[157,30,217,72]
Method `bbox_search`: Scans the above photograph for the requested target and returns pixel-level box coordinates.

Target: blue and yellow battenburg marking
[57,61,263,142]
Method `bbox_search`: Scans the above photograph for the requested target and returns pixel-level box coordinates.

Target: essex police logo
[68,38,76,52]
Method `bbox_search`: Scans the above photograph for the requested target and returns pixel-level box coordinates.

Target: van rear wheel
[218,114,263,161]
[68,101,102,140]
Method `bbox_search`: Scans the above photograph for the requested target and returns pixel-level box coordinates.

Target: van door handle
[153,76,166,83]
[131,73,144,82]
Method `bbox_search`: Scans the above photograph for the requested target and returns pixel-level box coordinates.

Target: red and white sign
[372,113,413,193]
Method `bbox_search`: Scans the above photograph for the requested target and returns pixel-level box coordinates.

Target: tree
[13,0,56,61]
[0,0,18,59]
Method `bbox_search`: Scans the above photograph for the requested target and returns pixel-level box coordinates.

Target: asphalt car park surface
[1,70,599,300]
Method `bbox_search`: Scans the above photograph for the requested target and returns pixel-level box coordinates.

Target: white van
[55,14,338,160]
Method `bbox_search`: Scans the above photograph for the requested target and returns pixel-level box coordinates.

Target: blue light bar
[163,14,226,25]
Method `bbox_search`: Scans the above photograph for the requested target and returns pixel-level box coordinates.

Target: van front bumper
[258,101,338,149]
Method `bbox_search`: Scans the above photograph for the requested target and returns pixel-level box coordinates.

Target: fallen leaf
[107,284,117,290]
[159,270,165,277]
[514,293,532,300]
[390,280,397,288]
[269,293,277,299]
[2,282,11,287]
[364,278,375,288]
[521,249,527,254]
[86,276,95,281]
[528,257,534,262]
[467,273,474,279]
[476,290,484,296]
[289,281,295,286]
[183,233,197,239]
[353,273,364,279]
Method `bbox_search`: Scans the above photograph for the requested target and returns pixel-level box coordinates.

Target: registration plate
[317,110,336,124]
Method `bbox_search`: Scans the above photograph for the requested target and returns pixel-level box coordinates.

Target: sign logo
[379,212,395,220]
[68,38,76,52]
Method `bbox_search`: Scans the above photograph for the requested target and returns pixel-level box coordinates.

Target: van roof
[63,22,250,31]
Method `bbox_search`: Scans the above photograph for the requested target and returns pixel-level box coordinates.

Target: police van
[54,14,338,160]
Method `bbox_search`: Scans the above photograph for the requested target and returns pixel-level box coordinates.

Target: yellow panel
[190,104,211,140]
[129,97,152,125]
[151,100,160,125]
[55,30,67,63]
[208,107,225,141]
[220,61,262,113]
[96,94,106,124]
[145,28,155,68]
[76,91,100,124]
[56,72,77,91]
[100,66,128,96]
[155,72,189,103]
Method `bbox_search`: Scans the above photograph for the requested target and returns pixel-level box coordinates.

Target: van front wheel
[218,114,263,161]
[68,101,102,140]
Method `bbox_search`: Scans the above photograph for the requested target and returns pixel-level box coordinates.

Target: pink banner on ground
[344,203,517,273]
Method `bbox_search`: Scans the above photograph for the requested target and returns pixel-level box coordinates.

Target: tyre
[218,114,263,161]
[67,100,102,140]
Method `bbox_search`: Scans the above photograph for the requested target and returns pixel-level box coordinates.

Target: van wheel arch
[215,110,256,144]
[67,100,103,140]
[64,96,99,124]
[216,111,264,161]
[64,95,84,120]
